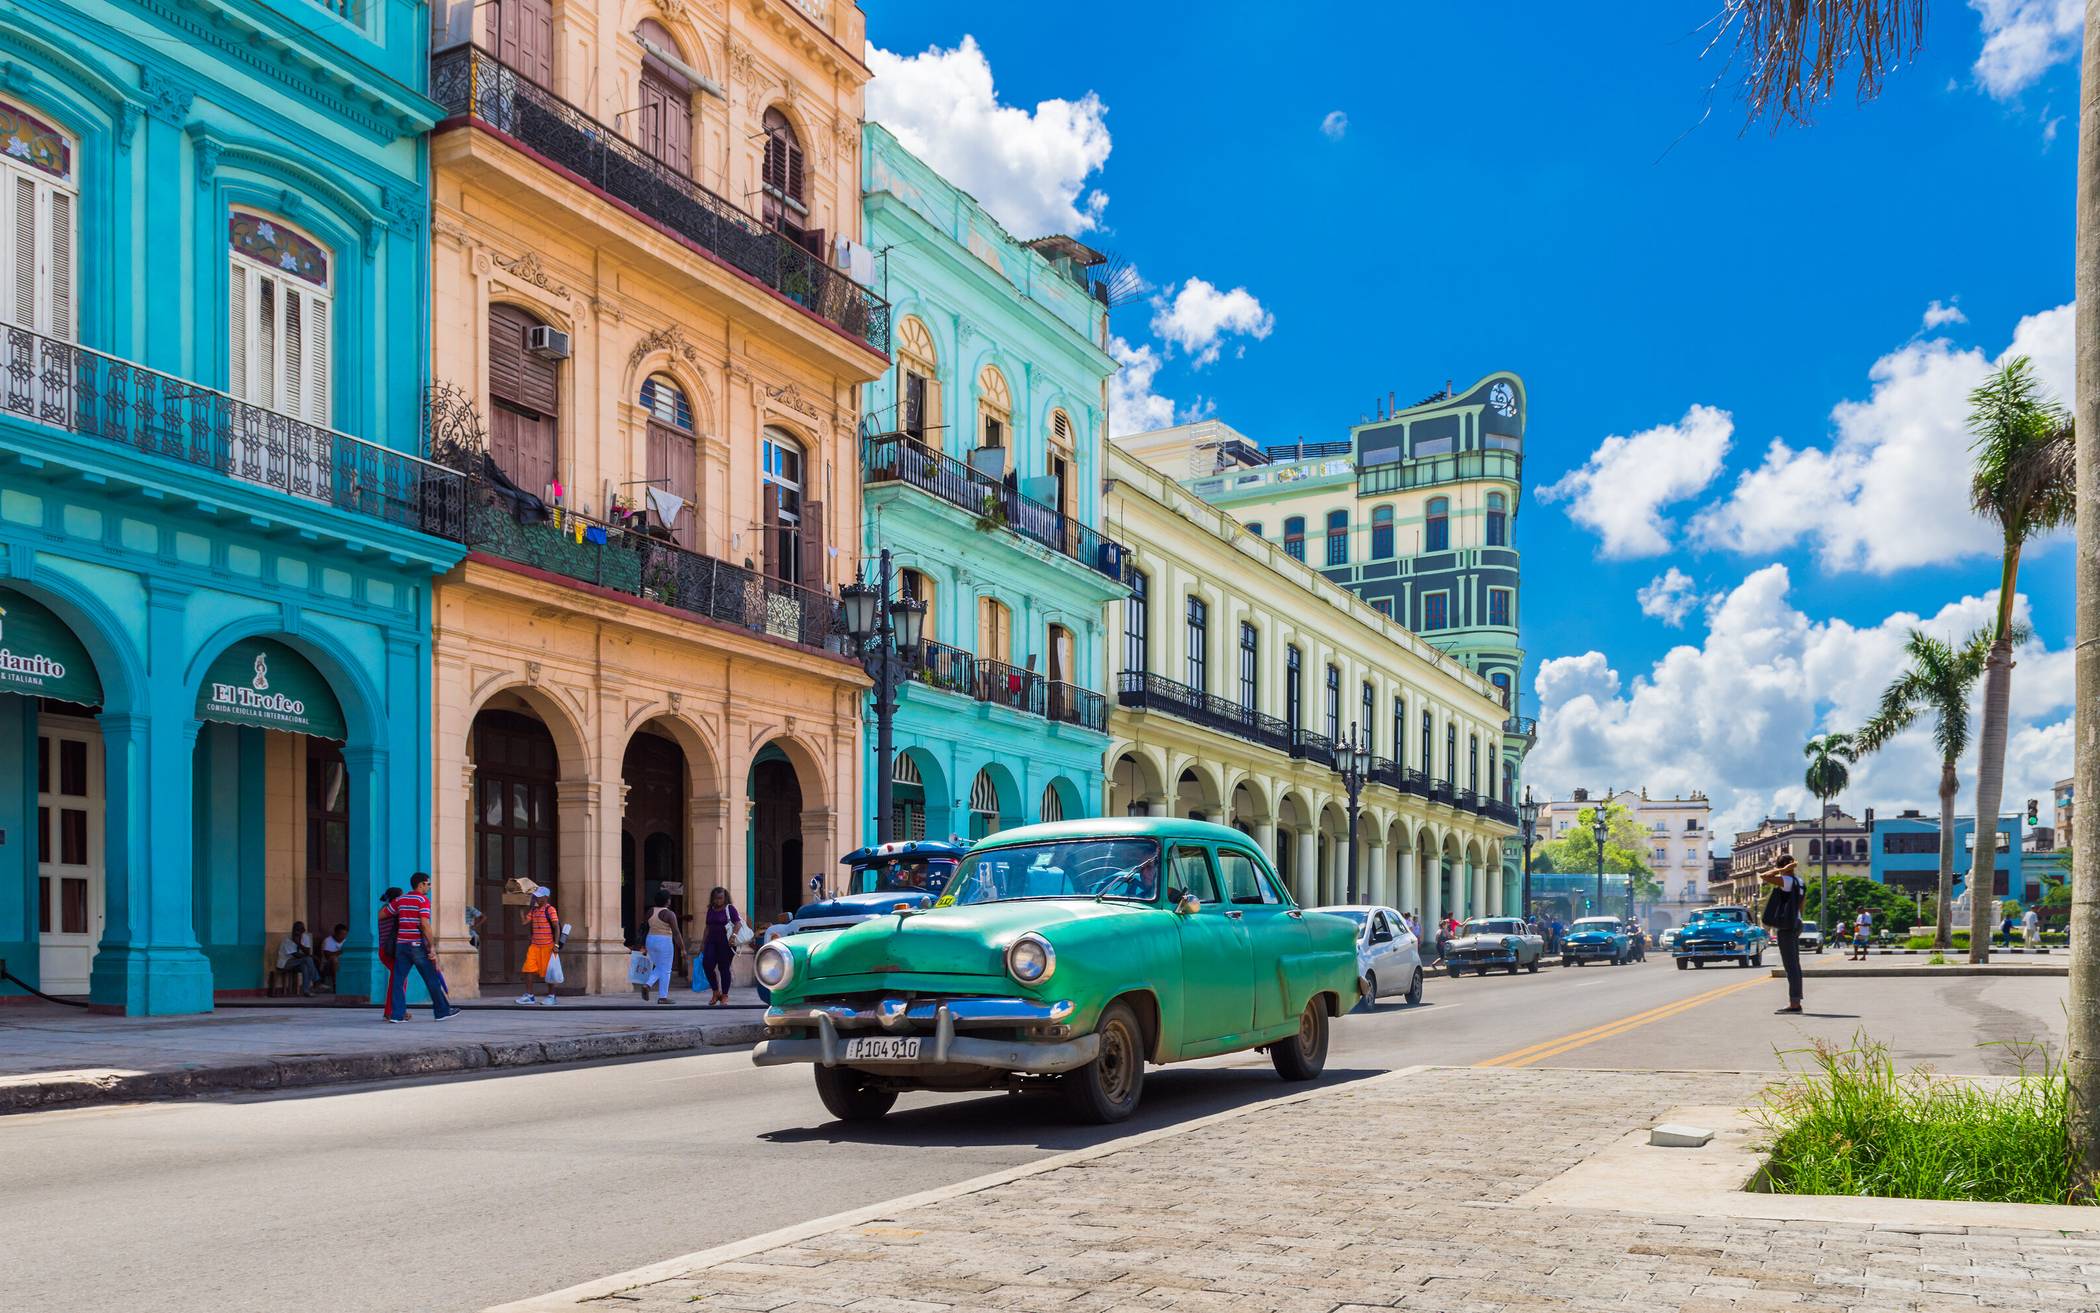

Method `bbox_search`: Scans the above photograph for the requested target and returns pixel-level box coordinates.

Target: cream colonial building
[423,0,888,994]
[1102,445,1518,927]
[1538,787,1713,908]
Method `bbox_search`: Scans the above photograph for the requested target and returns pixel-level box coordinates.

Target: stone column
[556,777,618,993]
[1294,827,1318,907]
[1144,799,1166,817]
[1421,849,1441,943]
[1253,819,1278,868]
[1368,843,1387,908]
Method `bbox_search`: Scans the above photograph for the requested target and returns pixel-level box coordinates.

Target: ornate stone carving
[139,67,195,125]
[765,382,819,419]
[724,360,755,385]
[629,324,699,371]
[116,102,142,151]
[589,296,623,325]
[726,40,765,89]
[188,129,221,188]
[492,250,570,299]
[433,218,471,248]
[379,185,419,235]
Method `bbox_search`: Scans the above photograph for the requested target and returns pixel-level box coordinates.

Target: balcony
[863,433,1129,584]
[1292,729,1337,769]
[1429,778,1456,807]
[907,642,1106,732]
[465,489,838,649]
[1,324,466,539]
[1046,680,1107,733]
[1483,798,1520,826]
[1116,672,1293,753]
[1356,447,1521,497]
[1503,715,1537,743]
[431,45,889,356]
[1369,757,1402,791]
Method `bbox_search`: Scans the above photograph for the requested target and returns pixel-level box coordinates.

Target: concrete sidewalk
[0,993,767,1115]
[504,1065,2100,1313]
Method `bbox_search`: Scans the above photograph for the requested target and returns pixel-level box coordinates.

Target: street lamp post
[1340,722,1370,902]
[1519,786,1541,919]
[1591,805,1609,916]
[840,548,926,846]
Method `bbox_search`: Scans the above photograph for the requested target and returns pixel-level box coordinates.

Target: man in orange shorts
[517,885,561,1007]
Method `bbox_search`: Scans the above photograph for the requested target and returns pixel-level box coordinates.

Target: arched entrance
[620,726,687,947]
[1175,765,1220,821]
[1039,776,1083,825]
[748,741,823,924]
[471,706,559,986]
[1108,751,1163,816]
[967,764,1019,840]
[891,747,950,841]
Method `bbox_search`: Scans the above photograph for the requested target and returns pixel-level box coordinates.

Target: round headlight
[1006,933,1055,985]
[754,940,794,990]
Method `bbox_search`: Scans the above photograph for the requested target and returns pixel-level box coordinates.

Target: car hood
[1564,928,1620,941]
[790,890,936,923]
[1682,922,1752,938]
[1447,933,1519,951]
[805,900,1135,980]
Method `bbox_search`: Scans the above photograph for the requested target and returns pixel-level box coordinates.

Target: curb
[1775,965,2068,979]
[0,1021,767,1116]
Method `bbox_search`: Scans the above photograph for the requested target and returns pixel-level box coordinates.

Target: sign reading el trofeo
[0,587,104,706]
[194,638,346,740]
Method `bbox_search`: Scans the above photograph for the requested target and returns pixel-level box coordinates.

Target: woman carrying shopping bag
[640,889,684,1005]
[697,885,745,1007]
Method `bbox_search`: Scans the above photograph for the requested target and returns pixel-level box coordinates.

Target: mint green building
[856,123,1127,842]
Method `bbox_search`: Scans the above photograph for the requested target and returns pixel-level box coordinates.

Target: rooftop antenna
[1090,249,1147,308]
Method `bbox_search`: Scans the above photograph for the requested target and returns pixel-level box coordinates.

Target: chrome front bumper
[754,996,1097,1073]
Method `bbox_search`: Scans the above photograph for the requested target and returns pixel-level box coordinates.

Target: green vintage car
[750,818,1360,1123]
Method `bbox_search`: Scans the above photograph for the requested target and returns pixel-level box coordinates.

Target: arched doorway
[620,727,686,947]
[1040,776,1083,825]
[890,748,951,842]
[1108,751,1161,816]
[471,707,559,986]
[967,765,1018,840]
[749,744,806,924]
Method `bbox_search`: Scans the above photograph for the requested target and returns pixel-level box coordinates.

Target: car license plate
[843,1036,921,1061]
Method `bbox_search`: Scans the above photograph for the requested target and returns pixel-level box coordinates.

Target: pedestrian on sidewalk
[517,887,561,1007]
[377,887,401,1015]
[2000,910,2018,948]
[1760,855,1805,1014]
[698,886,743,1006]
[319,923,347,990]
[385,873,458,1023]
[1849,906,1873,961]
[2024,905,2041,948]
[275,922,322,996]
[641,889,684,1005]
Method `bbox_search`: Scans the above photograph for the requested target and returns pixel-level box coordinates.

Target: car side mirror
[1176,894,1202,916]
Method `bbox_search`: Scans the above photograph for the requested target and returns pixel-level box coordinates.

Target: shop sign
[0,587,103,706]
[195,638,345,740]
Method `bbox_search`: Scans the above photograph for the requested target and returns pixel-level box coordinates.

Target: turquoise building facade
[857,123,1126,842]
[0,0,458,1013]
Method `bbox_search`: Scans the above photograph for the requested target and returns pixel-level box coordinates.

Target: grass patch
[1926,952,1947,965]
[1756,1037,2086,1206]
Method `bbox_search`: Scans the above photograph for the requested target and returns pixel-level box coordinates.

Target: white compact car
[1308,904,1424,1007]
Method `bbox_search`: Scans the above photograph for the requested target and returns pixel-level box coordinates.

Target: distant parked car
[1310,904,1424,1006]
[1672,905,1770,969]
[1560,916,1634,967]
[1799,920,1824,953]
[1658,926,1683,952]
[755,841,966,1003]
[1443,917,1545,976]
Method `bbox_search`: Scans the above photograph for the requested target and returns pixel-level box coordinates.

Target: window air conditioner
[525,326,572,360]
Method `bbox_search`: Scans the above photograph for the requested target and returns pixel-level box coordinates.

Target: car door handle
[1226,910,1244,920]
[1286,910,1302,919]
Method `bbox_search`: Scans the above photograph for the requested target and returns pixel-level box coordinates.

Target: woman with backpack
[1760,856,1806,1014]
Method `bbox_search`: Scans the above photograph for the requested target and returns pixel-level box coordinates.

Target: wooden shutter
[761,481,780,580]
[228,265,248,400]
[645,422,697,549]
[786,139,806,204]
[797,499,824,591]
[492,402,554,498]
[489,303,558,414]
[902,371,925,438]
[496,0,554,84]
[639,71,691,175]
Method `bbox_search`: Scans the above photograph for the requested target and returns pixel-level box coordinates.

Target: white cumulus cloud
[1320,110,1349,140]
[1526,566,2072,842]
[1149,279,1275,368]
[1971,0,2083,99]
[1636,568,1702,627]
[866,36,1112,236]
[1107,335,1176,437]
[1538,405,1733,558]
[1691,302,2073,574]
[1922,298,1967,329]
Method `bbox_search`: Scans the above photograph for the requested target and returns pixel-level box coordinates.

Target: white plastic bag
[626,952,652,986]
[545,952,565,985]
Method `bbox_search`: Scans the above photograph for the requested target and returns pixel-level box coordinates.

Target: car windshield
[1574,918,1619,929]
[1462,919,1521,935]
[942,838,1160,905]
[853,857,955,896]
[1801,921,1819,932]
[1319,909,1370,925]
[1692,908,1748,924]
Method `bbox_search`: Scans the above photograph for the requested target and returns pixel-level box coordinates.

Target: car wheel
[1676,958,1689,970]
[813,1066,898,1123]
[1406,967,1424,1005]
[1065,1000,1146,1124]
[1695,960,1705,968]
[1525,958,1539,974]
[1270,998,1328,1081]
[1753,951,1765,967]
[1361,973,1377,1009]
[1562,958,1572,967]
[1507,962,1519,976]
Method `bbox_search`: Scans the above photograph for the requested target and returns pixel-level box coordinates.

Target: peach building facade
[422,0,887,994]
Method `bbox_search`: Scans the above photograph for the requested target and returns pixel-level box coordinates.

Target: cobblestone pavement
[554,1067,2100,1313]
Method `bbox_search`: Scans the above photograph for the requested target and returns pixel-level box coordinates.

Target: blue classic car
[1559,916,1634,966]
[1672,905,1769,969]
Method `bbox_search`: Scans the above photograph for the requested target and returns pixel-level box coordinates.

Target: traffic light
[2027,798,2039,826]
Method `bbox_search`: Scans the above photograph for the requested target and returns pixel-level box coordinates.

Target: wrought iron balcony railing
[1483,798,1520,826]
[432,45,889,355]
[1503,715,1538,740]
[1356,447,1522,498]
[464,488,838,648]
[1429,778,1456,806]
[1046,680,1107,733]
[1402,767,1431,797]
[1,324,466,538]
[863,433,1129,583]
[976,656,1044,717]
[1292,729,1337,769]
[909,640,980,698]
[1368,757,1402,791]
[1456,787,1482,813]
[1116,671,1293,754]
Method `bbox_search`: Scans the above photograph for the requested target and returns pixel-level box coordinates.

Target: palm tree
[1963,359,2074,963]
[1802,734,1857,933]
[1854,630,1993,950]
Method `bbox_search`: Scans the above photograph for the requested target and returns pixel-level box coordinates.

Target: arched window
[1425,497,1449,552]
[1371,504,1395,558]
[640,373,696,548]
[636,21,695,174]
[1039,783,1065,824]
[1324,509,1348,566]
[1238,621,1258,712]
[1047,408,1076,520]
[229,211,332,426]
[895,315,939,445]
[1486,492,1508,547]
[488,302,559,497]
[893,754,926,840]
[1283,516,1305,561]
[899,566,934,620]
[761,426,812,584]
[1246,521,1264,539]
[0,97,76,340]
[977,595,1012,662]
[976,364,1011,467]
[1808,839,1822,859]
[1491,672,1512,709]
[761,107,808,234]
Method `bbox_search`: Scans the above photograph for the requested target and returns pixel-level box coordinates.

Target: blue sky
[862,1,2081,838]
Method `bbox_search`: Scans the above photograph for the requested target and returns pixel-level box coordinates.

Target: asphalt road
[0,957,2067,1313]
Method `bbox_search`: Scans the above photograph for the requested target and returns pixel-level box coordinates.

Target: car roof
[969,817,1258,848]
[839,839,969,865]
[1306,904,1396,915]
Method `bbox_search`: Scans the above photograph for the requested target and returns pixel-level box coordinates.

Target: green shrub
[1756,1037,2083,1205]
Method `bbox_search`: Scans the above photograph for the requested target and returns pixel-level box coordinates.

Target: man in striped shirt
[385,871,459,1023]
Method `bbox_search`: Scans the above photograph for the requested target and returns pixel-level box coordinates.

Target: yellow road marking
[1475,974,1770,1068]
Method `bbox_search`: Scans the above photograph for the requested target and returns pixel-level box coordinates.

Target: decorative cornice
[492,250,571,300]
[629,324,700,371]
[765,382,819,419]
[378,185,418,235]
[186,122,219,186]
[139,66,194,125]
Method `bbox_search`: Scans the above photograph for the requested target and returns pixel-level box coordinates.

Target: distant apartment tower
[1117,373,1530,803]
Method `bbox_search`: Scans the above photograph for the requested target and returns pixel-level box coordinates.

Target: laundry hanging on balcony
[645,486,687,534]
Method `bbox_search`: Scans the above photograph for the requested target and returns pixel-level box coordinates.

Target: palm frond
[1968,357,2076,540]
[1718,0,1927,130]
